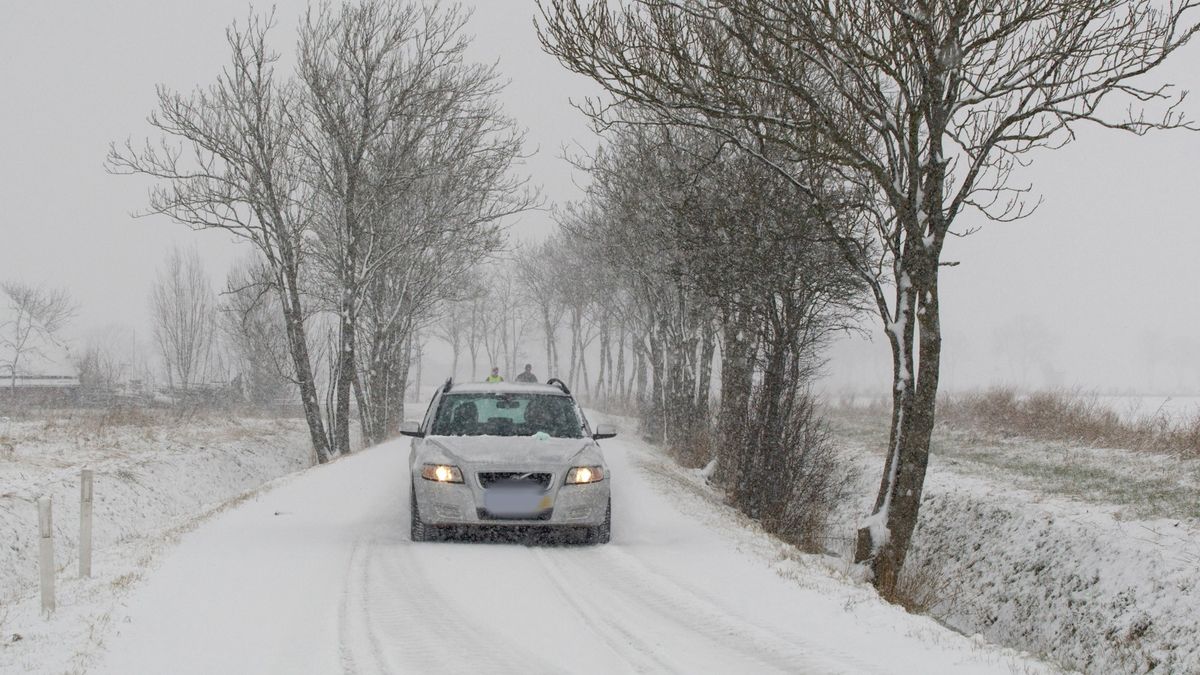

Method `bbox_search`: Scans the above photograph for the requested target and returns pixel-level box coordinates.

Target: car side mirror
[399,420,424,438]
[593,424,617,440]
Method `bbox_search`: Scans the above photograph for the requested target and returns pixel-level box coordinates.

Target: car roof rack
[442,377,453,394]
[546,378,571,395]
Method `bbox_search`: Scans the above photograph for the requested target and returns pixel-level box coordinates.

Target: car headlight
[421,464,463,483]
[566,466,604,484]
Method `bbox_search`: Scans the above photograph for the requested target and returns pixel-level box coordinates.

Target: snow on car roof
[448,381,569,396]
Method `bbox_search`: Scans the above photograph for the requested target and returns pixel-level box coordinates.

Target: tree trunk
[551,329,560,380]
[508,314,520,380]
[567,307,581,389]
[604,323,615,401]
[500,314,512,379]
[696,325,716,418]
[595,323,609,403]
[578,341,592,401]
[740,310,790,519]
[333,301,356,455]
[353,367,371,441]
[413,330,423,404]
[278,272,330,464]
[646,321,666,443]
[615,322,626,404]
[715,313,754,489]
[634,338,647,406]
[855,254,940,598]
[543,307,554,379]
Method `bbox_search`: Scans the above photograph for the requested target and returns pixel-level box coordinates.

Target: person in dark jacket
[516,363,538,383]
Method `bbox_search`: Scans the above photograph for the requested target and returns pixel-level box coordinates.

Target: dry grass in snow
[825,393,1200,674]
[939,388,1200,459]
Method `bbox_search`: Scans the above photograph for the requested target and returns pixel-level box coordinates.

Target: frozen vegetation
[826,396,1200,673]
[4,0,1199,672]
[2,413,1059,674]
[0,409,313,674]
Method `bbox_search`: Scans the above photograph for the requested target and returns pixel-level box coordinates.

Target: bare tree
[353,112,529,441]
[0,282,77,391]
[516,237,568,380]
[466,290,488,380]
[557,122,718,433]
[76,325,142,394]
[480,286,508,378]
[107,10,333,462]
[540,0,1200,596]
[295,1,531,446]
[150,247,217,392]
[296,0,486,453]
[498,270,533,379]
[433,301,468,381]
[221,258,296,406]
[433,272,490,382]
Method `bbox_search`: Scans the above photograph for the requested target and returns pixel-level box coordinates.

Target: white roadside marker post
[80,468,94,578]
[38,496,55,614]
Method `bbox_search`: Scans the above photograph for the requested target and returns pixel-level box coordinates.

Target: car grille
[477,472,553,490]
[477,507,554,521]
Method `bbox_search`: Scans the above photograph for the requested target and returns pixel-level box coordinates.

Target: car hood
[424,435,595,466]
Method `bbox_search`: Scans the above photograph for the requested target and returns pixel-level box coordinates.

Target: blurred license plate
[485,486,545,516]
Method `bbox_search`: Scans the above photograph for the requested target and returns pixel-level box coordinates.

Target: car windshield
[431,393,585,438]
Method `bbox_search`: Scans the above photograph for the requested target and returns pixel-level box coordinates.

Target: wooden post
[80,468,93,578]
[38,496,55,614]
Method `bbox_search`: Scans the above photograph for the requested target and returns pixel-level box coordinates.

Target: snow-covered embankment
[832,411,1200,674]
[0,411,313,673]
[906,475,1200,674]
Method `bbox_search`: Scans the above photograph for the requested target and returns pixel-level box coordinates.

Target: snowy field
[1092,395,1200,424]
[0,409,314,673]
[829,391,1200,425]
[3,412,1056,674]
[828,410,1200,674]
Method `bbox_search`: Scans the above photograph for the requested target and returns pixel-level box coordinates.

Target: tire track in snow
[360,540,561,674]
[541,545,861,675]
[602,546,889,674]
[589,551,815,673]
[605,437,891,674]
[535,548,681,674]
[337,539,385,675]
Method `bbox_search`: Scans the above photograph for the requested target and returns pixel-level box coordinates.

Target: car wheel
[586,499,611,545]
[410,486,430,542]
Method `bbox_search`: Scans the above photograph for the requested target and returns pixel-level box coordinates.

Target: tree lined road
[93,429,1050,674]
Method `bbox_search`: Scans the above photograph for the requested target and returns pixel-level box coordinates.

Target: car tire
[586,499,611,545]
[410,486,430,543]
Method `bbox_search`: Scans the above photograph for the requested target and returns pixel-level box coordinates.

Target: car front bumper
[413,469,610,527]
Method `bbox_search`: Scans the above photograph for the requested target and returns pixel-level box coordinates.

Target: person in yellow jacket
[486,366,503,383]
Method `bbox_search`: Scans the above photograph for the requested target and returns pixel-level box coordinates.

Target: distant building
[0,304,80,407]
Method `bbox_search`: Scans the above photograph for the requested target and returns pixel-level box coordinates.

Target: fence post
[80,468,93,578]
[38,496,55,614]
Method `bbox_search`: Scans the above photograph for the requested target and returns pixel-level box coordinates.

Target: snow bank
[828,408,1199,674]
[0,412,316,674]
[906,475,1200,674]
[0,413,313,605]
[592,413,1057,674]
[3,409,1059,674]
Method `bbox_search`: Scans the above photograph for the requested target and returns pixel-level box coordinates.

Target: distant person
[516,363,538,383]
[486,366,503,383]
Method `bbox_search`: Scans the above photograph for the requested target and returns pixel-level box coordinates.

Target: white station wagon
[401,378,615,544]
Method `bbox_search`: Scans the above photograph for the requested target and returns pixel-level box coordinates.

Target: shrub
[939,388,1200,458]
[666,420,718,469]
[722,391,860,554]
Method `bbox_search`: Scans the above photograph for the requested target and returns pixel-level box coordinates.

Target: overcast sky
[2,1,1199,396]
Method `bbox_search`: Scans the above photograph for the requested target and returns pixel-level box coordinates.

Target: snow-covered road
[92,428,1052,674]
